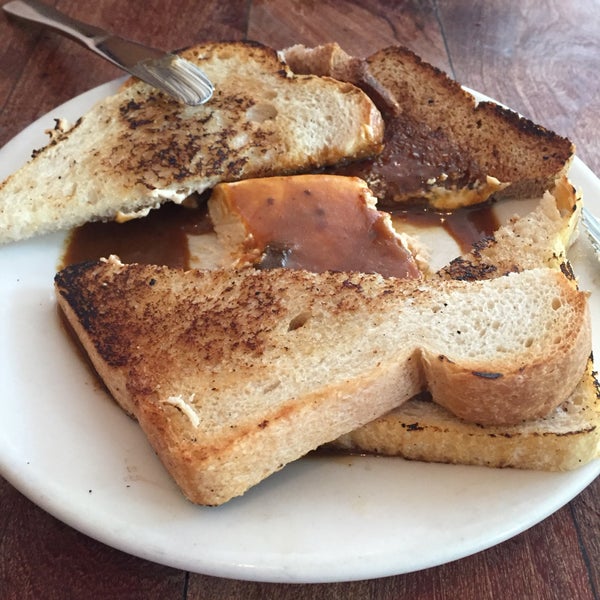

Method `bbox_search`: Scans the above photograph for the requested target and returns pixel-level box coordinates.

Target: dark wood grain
[0,478,184,600]
[436,0,600,174]
[1,1,598,598]
[248,0,450,68]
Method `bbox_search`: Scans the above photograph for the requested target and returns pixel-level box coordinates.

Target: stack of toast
[0,41,597,506]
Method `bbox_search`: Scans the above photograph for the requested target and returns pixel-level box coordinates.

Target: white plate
[0,81,598,584]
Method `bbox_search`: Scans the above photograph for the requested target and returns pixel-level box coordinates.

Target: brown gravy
[60,196,499,271]
[211,175,421,278]
[333,115,484,204]
[391,201,499,254]
[61,199,211,269]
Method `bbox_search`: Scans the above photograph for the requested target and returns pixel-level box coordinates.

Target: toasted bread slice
[329,177,599,469]
[282,43,574,209]
[332,359,599,471]
[0,41,383,244]
[437,175,581,281]
[55,258,591,504]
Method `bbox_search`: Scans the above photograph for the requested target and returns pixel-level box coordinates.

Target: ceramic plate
[0,81,598,583]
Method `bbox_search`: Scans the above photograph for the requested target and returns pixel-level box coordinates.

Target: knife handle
[3,0,214,105]
[3,0,108,48]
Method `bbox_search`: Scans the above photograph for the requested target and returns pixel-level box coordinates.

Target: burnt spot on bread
[127,117,153,130]
[341,279,364,292]
[559,260,576,281]
[440,256,499,281]
[480,102,573,160]
[54,261,135,367]
[472,371,503,379]
[134,178,158,191]
[470,236,495,255]
[403,422,424,431]
[120,99,143,115]
[31,117,83,159]
[54,261,102,331]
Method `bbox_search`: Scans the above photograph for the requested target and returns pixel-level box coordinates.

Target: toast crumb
[163,394,200,428]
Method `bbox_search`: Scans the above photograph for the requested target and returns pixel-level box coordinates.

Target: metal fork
[3,0,214,106]
[582,207,600,256]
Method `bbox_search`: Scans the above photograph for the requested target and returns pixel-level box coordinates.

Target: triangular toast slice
[55,259,591,505]
[282,43,574,208]
[0,41,383,244]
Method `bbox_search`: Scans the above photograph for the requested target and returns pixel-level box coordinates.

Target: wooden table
[1,1,599,598]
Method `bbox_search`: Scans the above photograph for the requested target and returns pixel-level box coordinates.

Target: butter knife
[3,0,214,105]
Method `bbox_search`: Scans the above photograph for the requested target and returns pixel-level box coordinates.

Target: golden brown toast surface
[55,258,591,504]
[283,43,574,208]
[0,41,383,244]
